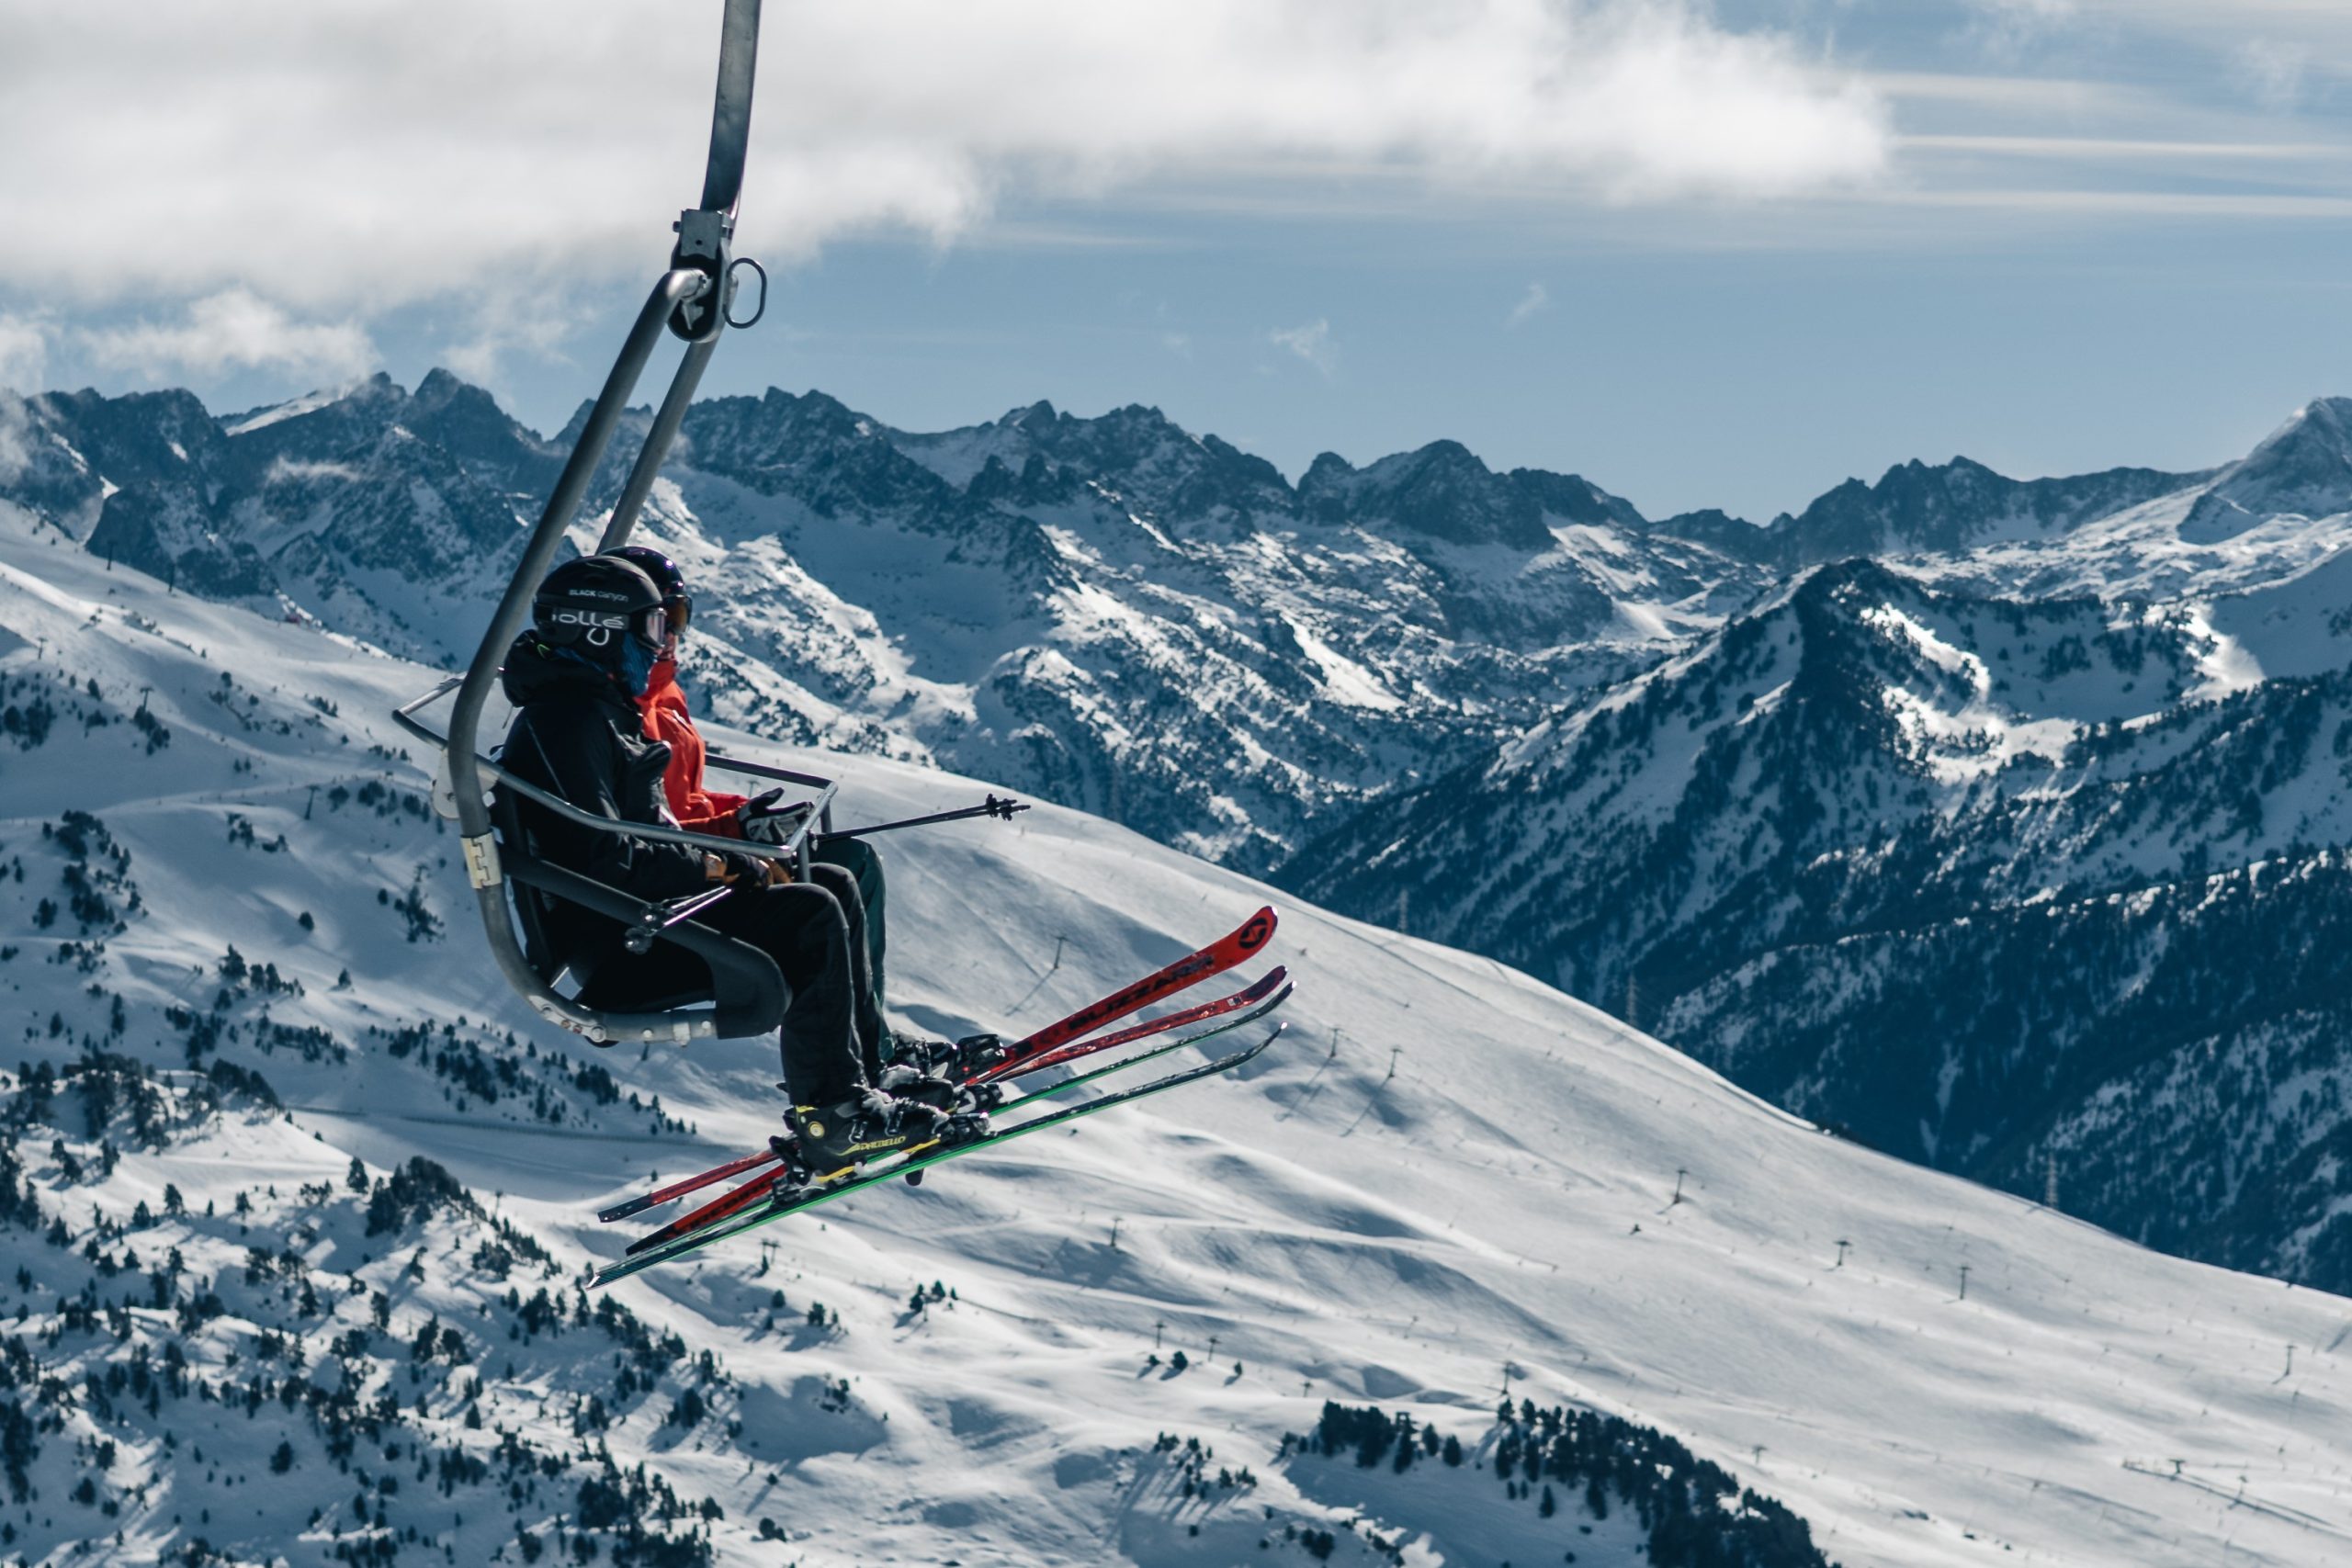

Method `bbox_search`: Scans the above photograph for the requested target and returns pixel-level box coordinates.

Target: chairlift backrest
[487,783,564,986]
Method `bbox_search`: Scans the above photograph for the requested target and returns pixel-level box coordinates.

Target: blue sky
[4,0,2349,521]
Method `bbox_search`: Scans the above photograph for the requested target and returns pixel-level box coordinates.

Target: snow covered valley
[6,497,2352,1567]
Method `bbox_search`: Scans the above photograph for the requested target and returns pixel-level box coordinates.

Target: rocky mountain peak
[2186,396,2352,538]
[2,386,229,539]
[1694,450,2209,571]
[1509,466,1648,531]
[1300,451,1354,486]
[403,368,557,490]
[224,370,409,465]
[411,367,521,430]
[675,389,960,524]
[926,397,1290,525]
[1301,437,1551,549]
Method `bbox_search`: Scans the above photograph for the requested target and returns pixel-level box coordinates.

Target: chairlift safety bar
[391,677,833,876]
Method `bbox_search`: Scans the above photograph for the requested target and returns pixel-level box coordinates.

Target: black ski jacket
[498,635,739,958]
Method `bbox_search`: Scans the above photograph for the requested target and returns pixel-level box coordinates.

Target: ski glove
[738,788,816,846]
[703,849,790,886]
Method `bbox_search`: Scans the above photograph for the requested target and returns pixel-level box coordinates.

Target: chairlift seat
[489,784,786,1040]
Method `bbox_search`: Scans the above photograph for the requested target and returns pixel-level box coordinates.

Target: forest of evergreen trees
[1287,1398,1833,1568]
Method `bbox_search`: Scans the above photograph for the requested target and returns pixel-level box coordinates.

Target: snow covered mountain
[9,490,2352,1567]
[17,369,2347,863]
[1285,552,2352,1292]
[16,375,2348,875]
[1665,399,2352,605]
[6,373,551,664]
[1659,455,2205,572]
[2,373,1777,870]
[14,371,2352,1304]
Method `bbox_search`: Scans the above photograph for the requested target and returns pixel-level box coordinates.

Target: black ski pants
[700,863,886,1106]
[812,835,888,1048]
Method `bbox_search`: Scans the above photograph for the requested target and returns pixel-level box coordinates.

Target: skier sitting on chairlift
[496,555,975,1170]
[602,543,898,1057]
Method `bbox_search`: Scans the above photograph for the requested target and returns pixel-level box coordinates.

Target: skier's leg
[814,836,888,1014]
[709,883,863,1107]
[803,862,884,1081]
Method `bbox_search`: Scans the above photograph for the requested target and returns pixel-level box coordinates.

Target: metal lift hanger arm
[393,683,831,865]
[390,1,778,1043]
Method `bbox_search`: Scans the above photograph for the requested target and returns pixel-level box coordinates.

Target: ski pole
[814,794,1030,842]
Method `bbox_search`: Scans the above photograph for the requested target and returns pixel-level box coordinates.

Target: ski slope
[4,498,2350,1567]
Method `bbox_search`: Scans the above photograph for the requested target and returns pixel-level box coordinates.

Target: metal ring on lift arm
[726,255,768,329]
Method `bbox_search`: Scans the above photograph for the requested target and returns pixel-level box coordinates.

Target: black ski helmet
[530,556,666,661]
[604,543,691,633]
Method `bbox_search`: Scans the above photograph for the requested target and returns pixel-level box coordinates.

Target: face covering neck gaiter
[617,637,658,698]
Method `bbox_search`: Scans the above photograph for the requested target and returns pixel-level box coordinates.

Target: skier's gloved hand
[738,788,815,846]
[705,851,775,886]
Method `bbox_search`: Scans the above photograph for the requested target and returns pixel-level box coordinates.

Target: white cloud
[1900,134,2345,162]
[1867,72,2141,112]
[438,287,594,389]
[0,1,1890,315]
[1954,0,2077,61]
[1270,319,1337,377]
[0,401,27,487]
[1508,282,1555,327]
[2233,39,2311,112]
[1160,332,1194,360]
[1884,187,2352,219]
[263,457,368,487]
[83,290,378,383]
[2061,0,2352,48]
[0,312,46,392]
[2003,1,2352,82]
[0,312,45,483]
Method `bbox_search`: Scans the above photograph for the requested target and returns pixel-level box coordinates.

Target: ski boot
[879,1055,1005,1113]
[889,1032,1012,1083]
[789,1089,986,1179]
[762,1134,816,1192]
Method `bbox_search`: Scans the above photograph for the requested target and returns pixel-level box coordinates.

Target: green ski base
[592,1025,1284,1288]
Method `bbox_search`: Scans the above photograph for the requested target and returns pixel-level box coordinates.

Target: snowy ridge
[1289,552,2352,1295]
[11,375,2350,877]
[0,375,1774,870]
[6,498,2352,1567]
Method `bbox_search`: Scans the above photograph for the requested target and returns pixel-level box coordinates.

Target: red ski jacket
[638,657,749,838]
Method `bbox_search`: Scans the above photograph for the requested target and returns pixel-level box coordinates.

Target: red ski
[619,970,1291,1258]
[991,905,1278,1069]
[995,964,1289,1079]
[600,963,1288,1235]
[594,908,1279,1225]
[596,1146,785,1225]
[627,1153,791,1250]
